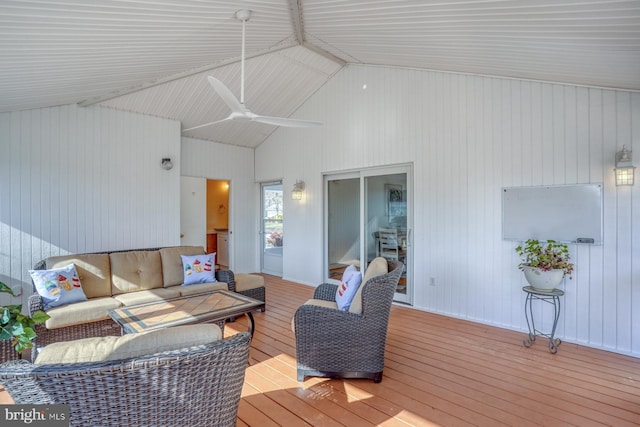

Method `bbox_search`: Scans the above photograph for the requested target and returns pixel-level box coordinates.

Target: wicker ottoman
[234,274,265,310]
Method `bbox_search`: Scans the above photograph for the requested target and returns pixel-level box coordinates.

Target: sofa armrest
[28,294,45,316]
[313,283,338,302]
[216,269,235,292]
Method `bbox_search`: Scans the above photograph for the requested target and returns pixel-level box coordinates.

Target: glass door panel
[261,182,283,276]
[365,172,409,302]
[326,177,361,280]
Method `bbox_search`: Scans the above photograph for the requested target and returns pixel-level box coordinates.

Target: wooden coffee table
[109,290,265,336]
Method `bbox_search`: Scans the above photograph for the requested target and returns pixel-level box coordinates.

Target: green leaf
[0,328,12,341]
[21,327,36,340]
[31,310,50,323]
[0,307,10,324]
[0,282,15,297]
[10,322,24,337]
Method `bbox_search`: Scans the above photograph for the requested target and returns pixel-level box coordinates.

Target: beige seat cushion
[45,297,122,329]
[109,250,163,295]
[235,274,264,292]
[178,282,228,296]
[291,299,339,333]
[114,288,182,306]
[35,324,222,364]
[159,246,206,287]
[349,257,388,314]
[46,253,111,299]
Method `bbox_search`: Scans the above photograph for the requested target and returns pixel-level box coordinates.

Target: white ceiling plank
[0,0,638,147]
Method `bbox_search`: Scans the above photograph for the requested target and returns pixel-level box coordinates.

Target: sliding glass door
[325,165,412,304]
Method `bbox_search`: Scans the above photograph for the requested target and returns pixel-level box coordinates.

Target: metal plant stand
[523,286,564,354]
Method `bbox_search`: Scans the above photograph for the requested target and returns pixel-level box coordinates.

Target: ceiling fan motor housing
[235,9,251,22]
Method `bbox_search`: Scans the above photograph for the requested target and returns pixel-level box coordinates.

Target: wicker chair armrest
[216,269,235,292]
[294,303,361,335]
[0,332,252,411]
[27,293,44,315]
[313,283,339,301]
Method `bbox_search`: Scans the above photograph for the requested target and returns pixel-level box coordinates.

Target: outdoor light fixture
[161,158,173,171]
[291,180,305,200]
[614,145,635,186]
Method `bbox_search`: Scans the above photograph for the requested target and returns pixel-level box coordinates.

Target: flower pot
[522,266,564,291]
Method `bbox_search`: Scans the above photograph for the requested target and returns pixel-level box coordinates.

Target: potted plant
[515,239,574,291]
[0,281,49,358]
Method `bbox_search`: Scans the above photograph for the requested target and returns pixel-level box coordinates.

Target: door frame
[260,181,284,276]
[324,164,413,304]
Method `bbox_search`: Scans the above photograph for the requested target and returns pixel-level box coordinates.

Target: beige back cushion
[35,324,222,364]
[349,257,389,314]
[158,246,205,287]
[46,254,112,299]
[109,250,163,295]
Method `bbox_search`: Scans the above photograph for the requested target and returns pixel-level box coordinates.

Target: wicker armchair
[293,259,403,383]
[0,332,251,427]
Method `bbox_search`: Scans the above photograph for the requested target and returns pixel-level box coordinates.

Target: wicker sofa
[28,245,265,349]
[293,258,403,383]
[0,327,251,427]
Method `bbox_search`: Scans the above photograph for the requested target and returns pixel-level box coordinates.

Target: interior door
[325,166,412,304]
[261,182,283,276]
[180,176,207,248]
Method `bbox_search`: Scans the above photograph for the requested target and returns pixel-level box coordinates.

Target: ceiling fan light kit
[182,9,322,133]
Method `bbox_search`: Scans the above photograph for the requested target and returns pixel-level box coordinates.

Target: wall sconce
[161,158,173,171]
[614,145,635,186]
[291,180,305,200]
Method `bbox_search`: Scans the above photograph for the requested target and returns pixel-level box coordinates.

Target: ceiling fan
[183,9,322,132]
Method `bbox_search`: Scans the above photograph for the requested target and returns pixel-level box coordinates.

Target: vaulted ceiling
[2,0,639,148]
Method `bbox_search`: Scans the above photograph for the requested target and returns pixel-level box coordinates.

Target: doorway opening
[207,180,229,269]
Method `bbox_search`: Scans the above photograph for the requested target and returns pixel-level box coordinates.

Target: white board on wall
[502,184,603,244]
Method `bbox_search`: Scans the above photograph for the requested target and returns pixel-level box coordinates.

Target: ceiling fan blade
[193,13,322,131]
[207,76,246,114]
[252,115,322,128]
[182,116,233,132]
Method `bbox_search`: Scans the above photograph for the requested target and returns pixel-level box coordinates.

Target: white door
[180,176,206,248]
[261,182,283,276]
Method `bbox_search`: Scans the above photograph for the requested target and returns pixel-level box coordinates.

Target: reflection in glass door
[365,173,409,302]
[261,182,283,276]
[325,166,411,304]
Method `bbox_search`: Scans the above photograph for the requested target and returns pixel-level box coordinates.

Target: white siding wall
[0,104,181,304]
[181,137,256,274]
[256,65,640,357]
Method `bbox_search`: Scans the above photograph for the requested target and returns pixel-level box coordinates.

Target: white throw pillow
[181,253,216,285]
[29,264,88,310]
[335,265,363,311]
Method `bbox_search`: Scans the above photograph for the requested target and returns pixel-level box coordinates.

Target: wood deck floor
[1,275,637,426]
[229,274,640,427]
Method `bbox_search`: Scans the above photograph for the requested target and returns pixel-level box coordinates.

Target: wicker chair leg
[373,372,383,383]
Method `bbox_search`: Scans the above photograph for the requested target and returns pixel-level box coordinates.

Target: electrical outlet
[429,277,435,286]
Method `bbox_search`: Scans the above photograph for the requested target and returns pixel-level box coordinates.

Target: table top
[522,286,565,296]
[109,290,265,334]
